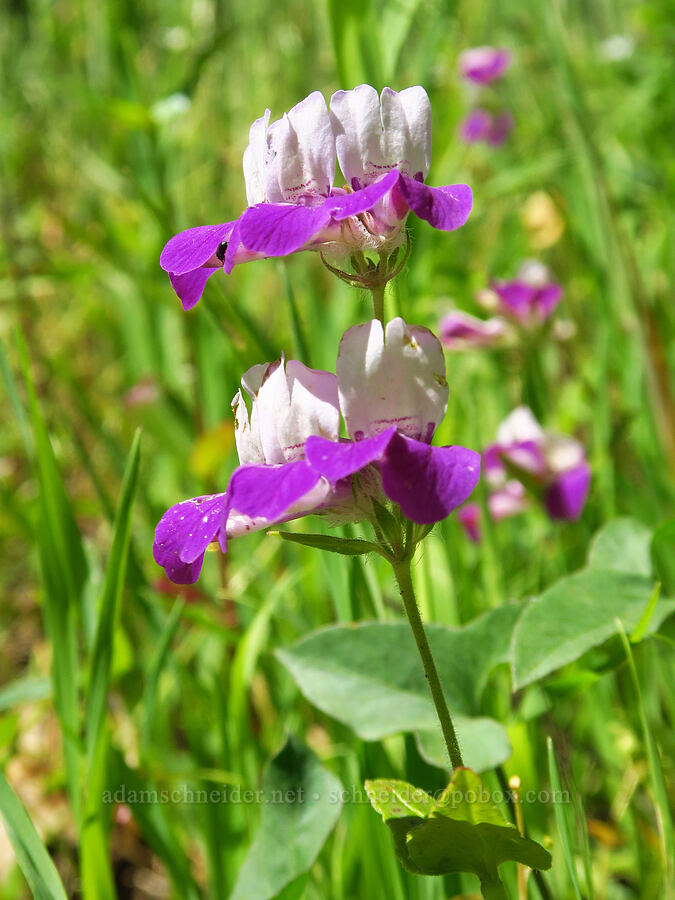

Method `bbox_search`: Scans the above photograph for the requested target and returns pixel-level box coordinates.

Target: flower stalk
[391,553,464,770]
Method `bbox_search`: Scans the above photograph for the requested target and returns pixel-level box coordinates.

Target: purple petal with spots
[380,435,481,524]
[224,460,322,525]
[397,176,473,231]
[169,267,220,311]
[545,462,590,521]
[238,203,332,256]
[160,223,233,275]
[153,493,227,584]
[305,428,397,483]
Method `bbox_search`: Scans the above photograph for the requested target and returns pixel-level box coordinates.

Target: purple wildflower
[154,318,480,583]
[160,86,473,310]
[439,310,507,351]
[459,47,512,85]
[460,109,514,147]
[457,407,589,539]
[490,261,563,324]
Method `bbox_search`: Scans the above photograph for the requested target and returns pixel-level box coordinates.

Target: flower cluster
[154,318,480,583]
[458,407,591,541]
[161,85,473,310]
[440,260,563,350]
[458,46,513,148]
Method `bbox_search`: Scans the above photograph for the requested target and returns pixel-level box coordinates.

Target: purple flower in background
[439,310,507,350]
[459,47,512,85]
[457,407,590,540]
[161,86,473,310]
[460,109,514,147]
[490,261,563,325]
[154,318,480,583]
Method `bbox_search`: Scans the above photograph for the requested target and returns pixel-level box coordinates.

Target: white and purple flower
[160,86,473,310]
[154,318,480,583]
[459,47,512,85]
[457,406,590,541]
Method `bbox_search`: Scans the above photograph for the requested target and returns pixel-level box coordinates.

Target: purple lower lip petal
[380,434,481,524]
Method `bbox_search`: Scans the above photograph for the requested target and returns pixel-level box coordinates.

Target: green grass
[0,0,674,897]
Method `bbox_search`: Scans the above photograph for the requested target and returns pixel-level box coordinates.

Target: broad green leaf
[587,517,653,575]
[272,530,385,557]
[277,606,521,772]
[0,770,69,900]
[511,569,675,689]
[367,769,551,892]
[230,736,343,900]
[416,718,512,773]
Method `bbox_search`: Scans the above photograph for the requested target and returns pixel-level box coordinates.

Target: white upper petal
[496,406,545,446]
[233,362,269,465]
[330,84,432,185]
[545,435,585,473]
[337,317,448,442]
[235,358,340,465]
[263,91,335,203]
[242,109,271,205]
[277,361,340,461]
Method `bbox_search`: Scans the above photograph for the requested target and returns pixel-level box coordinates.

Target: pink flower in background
[460,109,514,146]
[439,311,507,350]
[489,260,563,325]
[154,318,480,583]
[459,47,512,85]
[440,261,564,350]
[160,86,472,310]
[457,406,590,540]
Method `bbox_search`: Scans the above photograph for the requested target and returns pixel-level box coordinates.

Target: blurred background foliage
[0,0,674,897]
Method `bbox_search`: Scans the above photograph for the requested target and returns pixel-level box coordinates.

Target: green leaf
[230,735,343,900]
[511,568,675,689]
[587,517,653,575]
[416,718,512,774]
[0,769,69,900]
[277,605,521,772]
[272,530,385,557]
[366,769,551,890]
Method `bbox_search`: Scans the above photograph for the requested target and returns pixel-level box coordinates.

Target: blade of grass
[546,737,583,900]
[16,327,85,823]
[616,621,675,895]
[0,770,69,900]
[80,430,142,900]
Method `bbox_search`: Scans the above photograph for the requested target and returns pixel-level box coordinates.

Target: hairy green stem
[392,557,464,770]
[371,285,385,323]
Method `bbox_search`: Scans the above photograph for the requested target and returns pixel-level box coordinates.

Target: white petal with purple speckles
[337,318,448,442]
